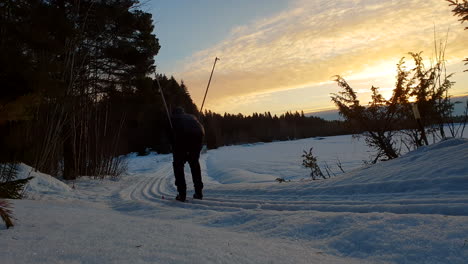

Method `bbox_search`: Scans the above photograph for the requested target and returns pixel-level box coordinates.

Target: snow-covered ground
[1,135,468,263]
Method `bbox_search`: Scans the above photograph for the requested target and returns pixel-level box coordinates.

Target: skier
[170,107,205,202]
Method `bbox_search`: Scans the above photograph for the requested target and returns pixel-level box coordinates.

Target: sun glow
[172,0,468,115]
[345,60,399,81]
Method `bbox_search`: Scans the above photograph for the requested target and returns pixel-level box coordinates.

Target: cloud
[174,0,468,113]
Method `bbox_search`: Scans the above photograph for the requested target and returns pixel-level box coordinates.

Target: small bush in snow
[0,163,33,228]
[302,148,327,180]
[275,177,290,183]
[0,200,13,229]
[0,164,33,199]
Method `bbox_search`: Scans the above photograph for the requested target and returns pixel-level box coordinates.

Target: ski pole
[200,57,219,113]
[153,70,173,129]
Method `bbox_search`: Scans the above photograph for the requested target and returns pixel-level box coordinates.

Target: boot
[193,191,203,200]
[176,193,186,202]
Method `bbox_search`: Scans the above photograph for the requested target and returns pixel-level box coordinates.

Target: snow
[17,164,75,200]
[1,135,468,263]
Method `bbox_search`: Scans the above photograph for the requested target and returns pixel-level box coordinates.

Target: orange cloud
[172,0,468,114]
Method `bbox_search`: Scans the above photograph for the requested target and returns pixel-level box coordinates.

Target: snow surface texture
[1,136,468,264]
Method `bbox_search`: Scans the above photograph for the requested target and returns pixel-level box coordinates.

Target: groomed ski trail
[115,153,468,216]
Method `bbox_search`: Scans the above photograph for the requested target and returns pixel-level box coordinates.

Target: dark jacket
[170,113,205,144]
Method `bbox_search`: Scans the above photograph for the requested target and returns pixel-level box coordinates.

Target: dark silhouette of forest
[202,111,350,149]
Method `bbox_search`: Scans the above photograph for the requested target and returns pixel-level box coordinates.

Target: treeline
[0,0,200,179]
[202,111,350,149]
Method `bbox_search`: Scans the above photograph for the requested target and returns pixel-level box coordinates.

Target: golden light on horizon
[169,0,468,115]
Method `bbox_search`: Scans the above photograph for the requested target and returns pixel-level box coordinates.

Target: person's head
[172,106,185,115]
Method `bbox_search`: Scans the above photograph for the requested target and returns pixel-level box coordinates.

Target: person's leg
[172,148,187,200]
[187,142,203,198]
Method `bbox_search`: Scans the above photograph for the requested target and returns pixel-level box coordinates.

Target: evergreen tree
[0,163,33,228]
[331,52,454,162]
[447,0,468,70]
[0,200,13,229]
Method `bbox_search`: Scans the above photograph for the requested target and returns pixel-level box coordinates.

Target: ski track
[115,154,468,217]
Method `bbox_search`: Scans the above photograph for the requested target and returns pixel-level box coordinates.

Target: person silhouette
[170,107,205,202]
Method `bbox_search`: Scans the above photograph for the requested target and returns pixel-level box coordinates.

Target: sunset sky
[148,0,468,115]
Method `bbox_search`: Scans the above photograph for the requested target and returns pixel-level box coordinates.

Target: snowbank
[16,164,74,200]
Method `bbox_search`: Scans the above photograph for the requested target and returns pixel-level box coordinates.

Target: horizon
[190,94,468,120]
[149,0,468,116]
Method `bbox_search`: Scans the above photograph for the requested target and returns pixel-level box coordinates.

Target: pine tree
[0,200,13,229]
[331,51,454,162]
[447,0,468,70]
[302,148,325,180]
[0,163,33,228]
